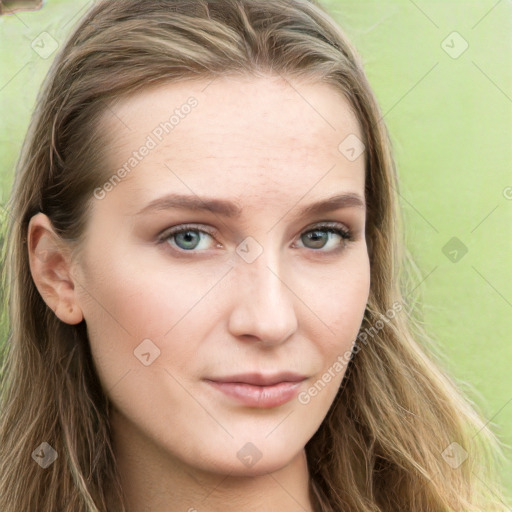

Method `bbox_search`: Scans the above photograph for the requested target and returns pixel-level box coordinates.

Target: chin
[195,441,304,477]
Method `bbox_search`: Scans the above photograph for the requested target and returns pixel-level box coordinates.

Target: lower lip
[205,380,304,408]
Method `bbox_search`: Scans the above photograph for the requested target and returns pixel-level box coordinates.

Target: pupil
[304,230,326,248]
[177,231,198,249]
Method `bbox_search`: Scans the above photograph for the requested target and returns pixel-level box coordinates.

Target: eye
[158,224,218,252]
[294,222,353,252]
[157,222,353,254]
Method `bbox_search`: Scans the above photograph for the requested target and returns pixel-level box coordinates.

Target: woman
[0,0,509,510]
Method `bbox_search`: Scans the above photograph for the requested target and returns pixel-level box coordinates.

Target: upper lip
[206,372,307,386]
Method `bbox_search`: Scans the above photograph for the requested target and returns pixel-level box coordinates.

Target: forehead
[104,74,362,144]
[95,75,365,212]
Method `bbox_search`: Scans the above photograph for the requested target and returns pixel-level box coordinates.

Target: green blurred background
[1,0,511,498]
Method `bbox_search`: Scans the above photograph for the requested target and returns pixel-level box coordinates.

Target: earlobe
[27,213,84,325]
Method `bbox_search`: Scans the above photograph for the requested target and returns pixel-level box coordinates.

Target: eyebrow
[136,192,365,217]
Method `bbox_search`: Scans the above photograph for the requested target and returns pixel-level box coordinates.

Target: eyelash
[157,222,354,255]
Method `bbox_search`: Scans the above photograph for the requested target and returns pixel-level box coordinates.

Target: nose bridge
[227,242,298,344]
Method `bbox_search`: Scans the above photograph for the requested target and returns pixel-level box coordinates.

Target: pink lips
[204,372,307,408]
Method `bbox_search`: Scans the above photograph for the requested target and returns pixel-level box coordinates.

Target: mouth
[203,372,307,408]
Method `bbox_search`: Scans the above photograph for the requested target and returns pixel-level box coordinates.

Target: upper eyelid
[159,221,352,247]
[161,221,351,236]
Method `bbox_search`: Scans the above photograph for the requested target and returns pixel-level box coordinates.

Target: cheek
[301,251,370,341]
[78,247,220,337]
[76,252,221,388]
[296,261,369,412]
[303,262,370,396]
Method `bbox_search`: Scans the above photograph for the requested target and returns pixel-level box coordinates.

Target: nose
[227,251,298,346]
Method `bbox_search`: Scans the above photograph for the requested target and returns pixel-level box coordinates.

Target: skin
[28,75,370,512]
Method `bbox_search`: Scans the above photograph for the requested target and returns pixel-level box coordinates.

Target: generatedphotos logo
[93,96,199,200]
[298,301,403,405]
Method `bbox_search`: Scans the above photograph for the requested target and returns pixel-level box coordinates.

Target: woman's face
[72,75,370,476]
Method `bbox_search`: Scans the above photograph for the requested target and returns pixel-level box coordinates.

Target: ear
[27,212,84,325]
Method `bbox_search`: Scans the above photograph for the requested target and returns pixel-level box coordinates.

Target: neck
[109,411,316,512]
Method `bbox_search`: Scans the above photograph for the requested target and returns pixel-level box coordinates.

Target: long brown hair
[0,1,509,510]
